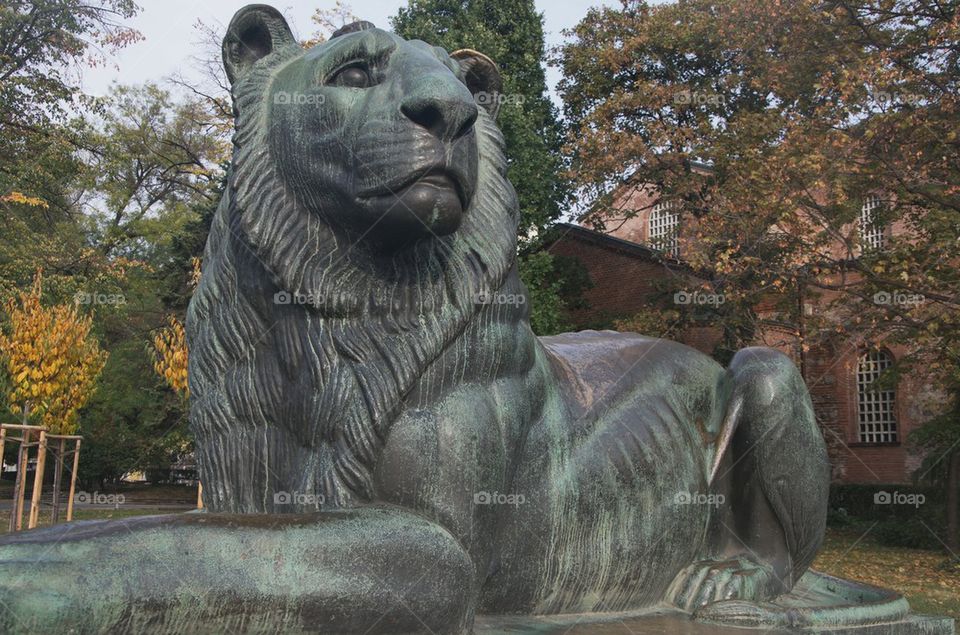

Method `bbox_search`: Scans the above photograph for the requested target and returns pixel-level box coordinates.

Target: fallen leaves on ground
[814,527,960,620]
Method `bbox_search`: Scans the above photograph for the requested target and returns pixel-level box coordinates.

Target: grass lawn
[0,480,198,504]
[0,481,196,532]
[0,506,182,533]
[814,526,960,622]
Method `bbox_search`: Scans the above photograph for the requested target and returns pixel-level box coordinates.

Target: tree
[0,271,107,433]
[0,3,209,484]
[560,0,959,548]
[73,83,228,260]
[0,0,141,212]
[392,0,577,334]
[78,338,186,487]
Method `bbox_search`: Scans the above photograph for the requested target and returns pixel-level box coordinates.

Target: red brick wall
[549,228,722,355]
[549,231,675,325]
[823,344,927,484]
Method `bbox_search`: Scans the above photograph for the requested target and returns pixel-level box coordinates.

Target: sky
[80,0,618,103]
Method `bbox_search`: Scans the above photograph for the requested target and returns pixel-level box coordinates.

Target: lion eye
[330,65,371,88]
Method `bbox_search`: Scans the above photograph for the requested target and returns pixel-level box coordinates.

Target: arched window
[859,195,886,251]
[857,348,898,443]
[649,199,680,257]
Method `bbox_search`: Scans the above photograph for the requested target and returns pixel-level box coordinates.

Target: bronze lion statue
[0,5,834,633]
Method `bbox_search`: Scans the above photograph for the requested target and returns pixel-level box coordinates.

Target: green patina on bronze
[0,5,952,634]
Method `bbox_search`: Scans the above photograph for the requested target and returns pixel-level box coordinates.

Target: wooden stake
[51,437,65,524]
[0,427,6,480]
[11,428,30,532]
[197,481,204,510]
[28,430,47,529]
[66,439,81,522]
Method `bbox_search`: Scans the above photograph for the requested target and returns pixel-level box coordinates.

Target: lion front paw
[666,557,781,611]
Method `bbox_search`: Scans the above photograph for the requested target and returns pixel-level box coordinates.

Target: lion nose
[401,80,478,141]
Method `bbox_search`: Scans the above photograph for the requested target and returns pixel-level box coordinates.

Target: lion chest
[372,310,544,562]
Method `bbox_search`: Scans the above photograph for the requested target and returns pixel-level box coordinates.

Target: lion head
[188,6,524,512]
[221,5,516,314]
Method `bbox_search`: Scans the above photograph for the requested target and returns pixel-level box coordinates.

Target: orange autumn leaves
[0,272,107,434]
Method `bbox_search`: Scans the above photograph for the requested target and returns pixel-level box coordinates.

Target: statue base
[476,571,955,634]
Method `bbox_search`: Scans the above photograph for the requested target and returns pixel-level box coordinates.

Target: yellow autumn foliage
[151,315,188,398]
[0,272,108,434]
[1,191,49,209]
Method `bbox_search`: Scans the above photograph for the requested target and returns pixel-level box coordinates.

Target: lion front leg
[668,347,830,610]
[0,507,476,634]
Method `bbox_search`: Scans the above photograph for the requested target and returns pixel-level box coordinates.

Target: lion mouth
[411,172,466,209]
[359,167,468,211]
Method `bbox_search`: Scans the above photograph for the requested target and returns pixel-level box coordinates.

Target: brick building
[549,188,940,485]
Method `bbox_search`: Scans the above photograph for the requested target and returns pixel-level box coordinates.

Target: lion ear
[223,5,299,85]
[451,49,503,119]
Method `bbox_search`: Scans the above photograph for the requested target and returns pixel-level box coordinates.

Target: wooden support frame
[2,424,45,532]
[37,434,82,526]
[27,430,47,529]
[66,438,81,522]
[51,437,65,522]
[1,425,82,531]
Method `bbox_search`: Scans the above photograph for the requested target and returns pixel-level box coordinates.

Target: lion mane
[186,29,520,512]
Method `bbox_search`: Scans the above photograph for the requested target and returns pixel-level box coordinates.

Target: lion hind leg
[672,347,829,610]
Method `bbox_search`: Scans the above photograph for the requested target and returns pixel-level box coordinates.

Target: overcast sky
[80,0,620,103]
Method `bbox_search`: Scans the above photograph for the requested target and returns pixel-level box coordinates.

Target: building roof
[548,223,702,277]
[550,223,661,260]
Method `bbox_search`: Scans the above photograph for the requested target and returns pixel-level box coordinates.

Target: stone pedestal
[478,614,953,634]
[476,571,956,634]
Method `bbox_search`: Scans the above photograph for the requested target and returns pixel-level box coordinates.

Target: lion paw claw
[666,557,779,611]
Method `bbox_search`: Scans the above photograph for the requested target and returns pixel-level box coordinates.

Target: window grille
[649,200,680,257]
[857,348,898,443]
[860,195,886,251]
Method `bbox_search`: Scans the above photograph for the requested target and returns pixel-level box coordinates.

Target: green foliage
[157,174,222,311]
[874,518,945,551]
[73,83,227,261]
[78,340,187,487]
[828,483,954,550]
[518,251,567,335]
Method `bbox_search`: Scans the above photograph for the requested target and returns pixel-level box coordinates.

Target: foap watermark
[673,490,725,508]
[874,490,925,508]
[674,90,726,106]
[273,91,326,106]
[273,291,317,305]
[74,291,126,306]
[74,491,125,505]
[674,290,725,306]
[474,491,525,507]
[873,291,925,307]
[273,491,325,507]
[475,290,526,307]
[475,92,524,108]
[873,91,923,107]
